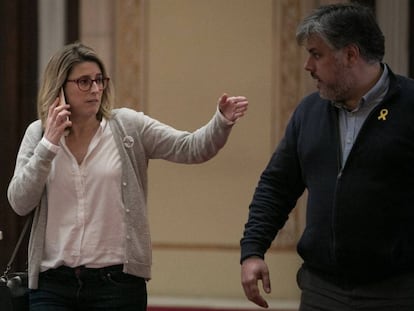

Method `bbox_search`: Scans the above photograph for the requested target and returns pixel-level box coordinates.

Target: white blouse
[41,118,126,270]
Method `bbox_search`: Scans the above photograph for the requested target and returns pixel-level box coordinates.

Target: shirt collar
[60,117,107,146]
[100,117,107,132]
[362,63,389,105]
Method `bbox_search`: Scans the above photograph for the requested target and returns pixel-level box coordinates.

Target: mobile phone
[59,88,67,107]
[59,88,70,136]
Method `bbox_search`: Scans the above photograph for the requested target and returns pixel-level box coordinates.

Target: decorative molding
[152,242,295,252]
[376,0,409,76]
[271,0,307,249]
[114,0,147,111]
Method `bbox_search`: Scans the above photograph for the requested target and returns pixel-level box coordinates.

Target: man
[240,3,414,310]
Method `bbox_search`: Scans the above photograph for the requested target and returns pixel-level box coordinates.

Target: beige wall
[77,0,410,307]
[78,0,317,305]
[146,0,300,302]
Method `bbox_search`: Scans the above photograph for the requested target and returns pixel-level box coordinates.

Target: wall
[80,0,303,305]
[76,0,410,308]
[77,0,318,307]
[145,0,301,303]
[376,0,409,75]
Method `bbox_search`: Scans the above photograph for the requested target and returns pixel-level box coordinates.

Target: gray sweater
[8,107,233,289]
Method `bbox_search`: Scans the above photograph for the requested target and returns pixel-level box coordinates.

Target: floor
[147,296,299,311]
[149,308,296,311]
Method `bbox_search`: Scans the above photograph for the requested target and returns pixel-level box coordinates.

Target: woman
[8,42,248,310]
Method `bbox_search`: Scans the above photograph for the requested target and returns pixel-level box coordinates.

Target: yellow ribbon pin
[377,109,388,121]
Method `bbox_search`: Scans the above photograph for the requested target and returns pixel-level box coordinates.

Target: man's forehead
[304,34,331,50]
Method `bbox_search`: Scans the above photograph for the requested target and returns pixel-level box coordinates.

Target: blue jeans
[29,265,147,311]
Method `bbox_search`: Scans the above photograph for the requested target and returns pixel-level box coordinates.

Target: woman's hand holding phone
[59,88,71,137]
[44,88,72,145]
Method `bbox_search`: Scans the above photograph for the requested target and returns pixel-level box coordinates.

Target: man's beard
[317,64,352,103]
[319,80,351,102]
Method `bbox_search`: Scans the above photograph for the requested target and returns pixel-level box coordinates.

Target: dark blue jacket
[241,68,414,284]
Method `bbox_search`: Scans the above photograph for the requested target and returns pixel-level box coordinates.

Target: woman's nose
[90,80,100,92]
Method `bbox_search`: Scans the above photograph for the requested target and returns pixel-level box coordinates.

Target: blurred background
[1,0,412,310]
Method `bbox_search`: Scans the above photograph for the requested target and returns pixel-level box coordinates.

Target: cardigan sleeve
[7,121,55,216]
[138,107,234,163]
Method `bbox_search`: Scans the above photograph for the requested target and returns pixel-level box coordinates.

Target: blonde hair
[37,42,114,127]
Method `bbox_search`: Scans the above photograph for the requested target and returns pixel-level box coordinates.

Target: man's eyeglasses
[66,77,110,92]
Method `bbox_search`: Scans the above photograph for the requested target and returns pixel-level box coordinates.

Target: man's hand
[241,257,271,308]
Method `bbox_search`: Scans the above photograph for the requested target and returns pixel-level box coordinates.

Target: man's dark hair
[296,3,385,63]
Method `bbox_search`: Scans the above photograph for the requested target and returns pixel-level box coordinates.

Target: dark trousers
[29,265,147,311]
[297,265,414,311]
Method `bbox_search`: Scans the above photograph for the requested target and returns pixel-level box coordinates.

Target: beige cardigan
[7,107,233,289]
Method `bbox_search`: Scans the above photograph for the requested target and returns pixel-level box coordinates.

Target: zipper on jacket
[332,107,341,266]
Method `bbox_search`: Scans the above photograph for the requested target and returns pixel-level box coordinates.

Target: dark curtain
[410,0,414,78]
[0,0,39,273]
[67,0,80,43]
[0,0,79,274]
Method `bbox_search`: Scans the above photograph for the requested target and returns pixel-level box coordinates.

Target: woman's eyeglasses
[66,77,110,92]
